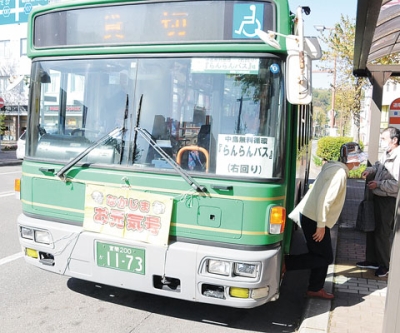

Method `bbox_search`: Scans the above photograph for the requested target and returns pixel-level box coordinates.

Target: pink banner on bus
[83,184,173,246]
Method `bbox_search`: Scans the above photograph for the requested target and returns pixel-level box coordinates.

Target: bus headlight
[35,230,51,245]
[207,259,230,276]
[234,262,258,278]
[20,226,51,245]
[20,227,34,240]
[269,206,286,234]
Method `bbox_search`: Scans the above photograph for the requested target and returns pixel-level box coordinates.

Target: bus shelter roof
[354,0,400,77]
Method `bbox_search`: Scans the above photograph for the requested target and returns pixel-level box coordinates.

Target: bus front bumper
[18,213,282,309]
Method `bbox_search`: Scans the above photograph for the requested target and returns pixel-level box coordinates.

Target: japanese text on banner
[83,184,173,246]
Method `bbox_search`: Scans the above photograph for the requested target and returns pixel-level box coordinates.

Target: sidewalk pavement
[299,178,387,333]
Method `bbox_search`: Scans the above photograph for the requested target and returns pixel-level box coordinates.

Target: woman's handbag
[356,183,375,232]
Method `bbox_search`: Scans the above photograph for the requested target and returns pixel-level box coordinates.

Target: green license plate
[96,242,145,275]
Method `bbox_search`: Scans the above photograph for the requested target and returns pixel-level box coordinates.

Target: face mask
[381,140,390,150]
[351,164,360,171]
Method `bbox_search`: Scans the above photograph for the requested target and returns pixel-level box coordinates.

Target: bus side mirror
[286,53,312,105]
[304,37,322,60]
[285,35,321,105]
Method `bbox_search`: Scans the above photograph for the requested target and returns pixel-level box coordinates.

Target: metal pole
[17,79,21,139]
[330,56,337,129]
[17,102,20,140]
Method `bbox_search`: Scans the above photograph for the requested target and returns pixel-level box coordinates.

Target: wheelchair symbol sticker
[233,4,264,39]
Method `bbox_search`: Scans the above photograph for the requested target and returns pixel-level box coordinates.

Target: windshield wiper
[135,127,207,193]
[56,127,123,181]
[132,94,143,164]
[119,94,129,164]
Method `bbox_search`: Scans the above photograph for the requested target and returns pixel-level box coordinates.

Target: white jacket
[289,161,348,229]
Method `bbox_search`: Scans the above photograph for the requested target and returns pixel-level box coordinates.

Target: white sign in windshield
[216,134,275,178]
[191,58,259,74]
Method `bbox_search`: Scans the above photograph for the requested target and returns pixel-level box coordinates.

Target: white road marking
[0,252,24,266]
[0,171,21,175]
[0,192,15,198]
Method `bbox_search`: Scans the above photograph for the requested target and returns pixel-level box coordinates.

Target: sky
[288,0,358,89]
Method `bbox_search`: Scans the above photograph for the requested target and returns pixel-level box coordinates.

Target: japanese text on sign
[161,11,187,37]
[83,184,173,246]
[103,13,125,41]
[216,134,275,178]
[191,58,259,74]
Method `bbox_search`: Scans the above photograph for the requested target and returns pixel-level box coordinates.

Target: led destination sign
[34,1,274,48]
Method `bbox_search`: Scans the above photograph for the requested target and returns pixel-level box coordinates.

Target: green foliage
[316,136,352,161]
[0,113,5,135]
[313,154,323,167]
[316,136,364,161]
[316,15,367,140]
[312,89,331,137]
[348,164,366,179]
[314,137,366,179]
[312,89,331,107]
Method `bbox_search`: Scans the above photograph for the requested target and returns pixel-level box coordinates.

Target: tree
[0,53,29,110]
[312,89,330,137]
[316,15,367,142]
[2,76,27,107]
[0,55,29,140]
[0,113,5,137]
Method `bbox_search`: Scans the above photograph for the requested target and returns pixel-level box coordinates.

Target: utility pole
[330,56,337,130]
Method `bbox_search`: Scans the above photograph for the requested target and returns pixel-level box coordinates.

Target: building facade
[0,0,49,141]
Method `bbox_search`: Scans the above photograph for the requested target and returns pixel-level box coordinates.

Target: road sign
[0,0,49,25]
[0,97,5,109]
[389,97,400,129]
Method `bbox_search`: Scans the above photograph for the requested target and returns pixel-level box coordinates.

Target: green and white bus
[17,0,321,308]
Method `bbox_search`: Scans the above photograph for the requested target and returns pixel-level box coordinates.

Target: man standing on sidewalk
[357,126,400,278]
[286,142,366,299]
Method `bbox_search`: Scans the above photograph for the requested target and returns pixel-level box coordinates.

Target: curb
[0,160,23,166]
[0,150,23,166]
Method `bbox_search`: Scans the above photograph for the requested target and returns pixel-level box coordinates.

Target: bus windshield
[28,56,285,180]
